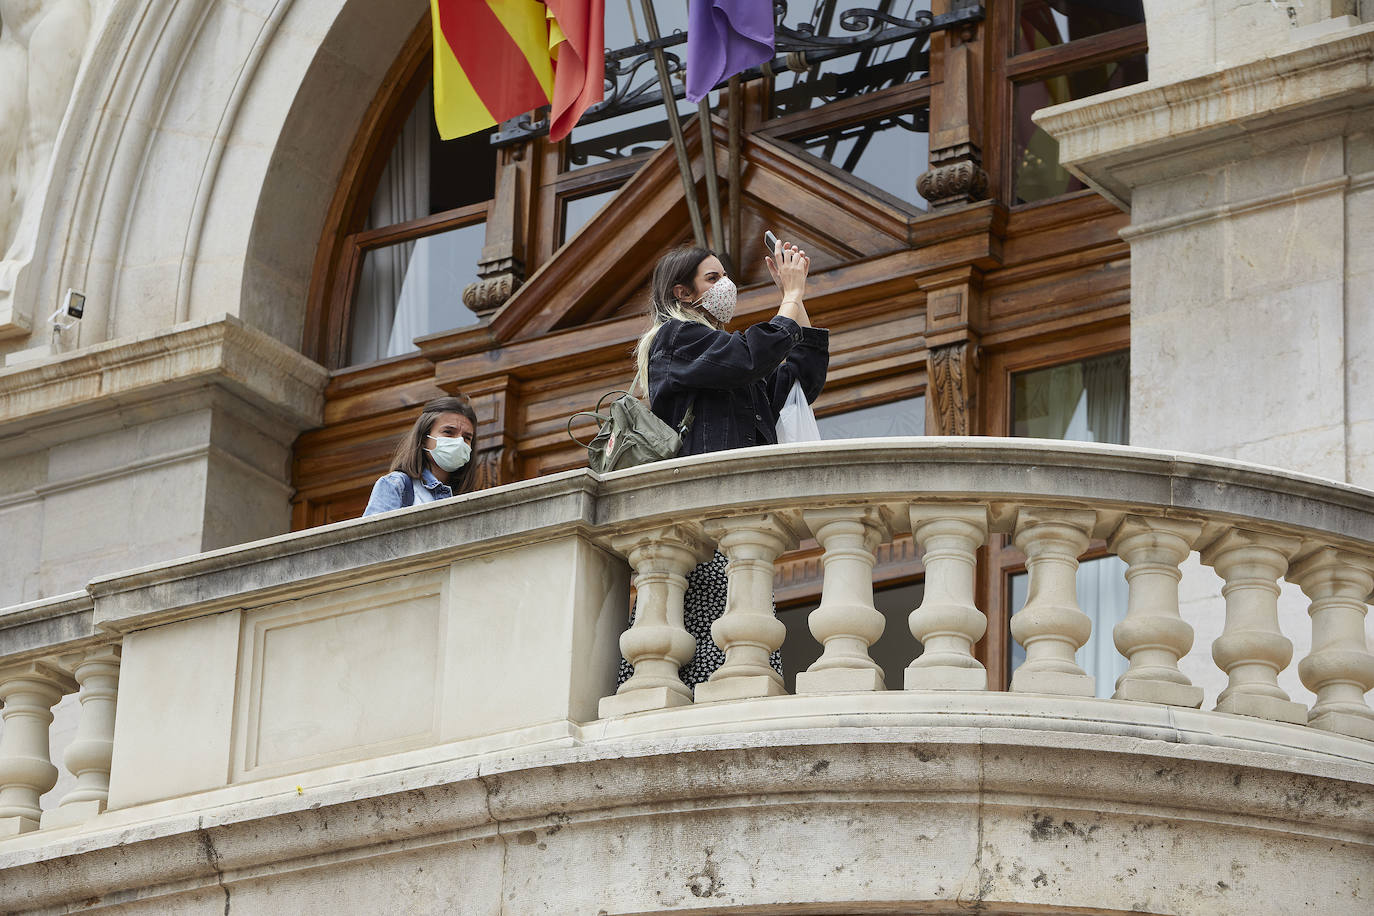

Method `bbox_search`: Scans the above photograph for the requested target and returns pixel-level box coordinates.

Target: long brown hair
[632,246,717,394]
[388,395,480,493]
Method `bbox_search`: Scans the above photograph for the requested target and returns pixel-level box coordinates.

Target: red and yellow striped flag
[431,0,603,142]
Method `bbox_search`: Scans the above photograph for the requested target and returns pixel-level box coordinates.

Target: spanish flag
[431,0,604,142]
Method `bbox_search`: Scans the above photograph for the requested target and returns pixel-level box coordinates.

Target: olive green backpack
[568,390,693,473]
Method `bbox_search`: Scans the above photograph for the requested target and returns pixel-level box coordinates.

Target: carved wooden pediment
[486,116,916,341]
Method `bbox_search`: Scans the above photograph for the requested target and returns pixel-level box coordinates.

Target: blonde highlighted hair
[633,246,718,395]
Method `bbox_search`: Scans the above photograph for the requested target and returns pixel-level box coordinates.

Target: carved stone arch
[1,0,422,357]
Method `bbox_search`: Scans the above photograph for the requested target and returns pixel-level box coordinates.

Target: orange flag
[431,0,604,142]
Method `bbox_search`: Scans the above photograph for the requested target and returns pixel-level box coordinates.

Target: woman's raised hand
[767,240,812,327]
[766,240,810,299]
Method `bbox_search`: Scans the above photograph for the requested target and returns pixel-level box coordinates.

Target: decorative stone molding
[0,314,328,435]
[0,730,1370,915]
[1033,26,1374,207]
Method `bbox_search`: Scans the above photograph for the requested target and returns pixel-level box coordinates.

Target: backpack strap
[400,473,415,508]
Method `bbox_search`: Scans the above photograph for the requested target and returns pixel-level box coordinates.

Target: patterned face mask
[690,276,737,324]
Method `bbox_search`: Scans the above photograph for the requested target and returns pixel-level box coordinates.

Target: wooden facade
[290,3,1138,685]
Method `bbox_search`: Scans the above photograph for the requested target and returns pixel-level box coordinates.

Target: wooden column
[917,0,988,209]
[463,146,530,318]
[462,375,521,489]
[921,267,984,436]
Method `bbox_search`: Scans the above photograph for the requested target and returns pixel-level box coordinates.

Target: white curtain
[349,85,431,365]
[1083,352,1129,445]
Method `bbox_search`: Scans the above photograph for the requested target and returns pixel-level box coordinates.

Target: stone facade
[1,1,1374,913]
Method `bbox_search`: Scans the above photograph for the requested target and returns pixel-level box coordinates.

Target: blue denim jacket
[362,468,454,517]
[648,315,829,457]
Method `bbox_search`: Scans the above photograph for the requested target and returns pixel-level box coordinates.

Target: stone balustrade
[2,439,1374,843]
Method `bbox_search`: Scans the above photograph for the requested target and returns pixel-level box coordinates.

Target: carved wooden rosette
[463,274,520,316]
[917,159,990,207]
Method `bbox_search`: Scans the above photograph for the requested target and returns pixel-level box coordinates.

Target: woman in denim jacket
[633,243,828,455]
[616,242,828,688]
[362,396,478,516]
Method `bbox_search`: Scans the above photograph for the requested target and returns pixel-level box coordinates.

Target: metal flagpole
[637,0,708,248]
[697,98,726,256]
[727,75,743,273]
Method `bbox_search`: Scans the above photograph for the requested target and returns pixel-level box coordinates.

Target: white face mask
[426,435,471,472]
[690,276,737,324]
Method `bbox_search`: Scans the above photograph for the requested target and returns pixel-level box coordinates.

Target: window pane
[1009,556,1129,699]
[789,109,930,209]
[818,396,925,439]
[779,581,924,693]
[561,187,621,243]
[365,84,495,228]
[771,2,930,116]
[1012,352,1128,444]
[1016,0,1145,55]
[1012,54,1147,204]
[347,223,484,366]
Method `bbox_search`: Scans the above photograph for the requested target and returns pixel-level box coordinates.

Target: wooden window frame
[977,333,1131,687]
[987,8,1147,209]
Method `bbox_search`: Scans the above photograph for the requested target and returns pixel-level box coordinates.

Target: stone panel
[108,610,244,809]
[235,571,445,780]
[439,536,627,741]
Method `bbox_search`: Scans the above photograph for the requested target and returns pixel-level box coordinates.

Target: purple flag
[686,0,776,103]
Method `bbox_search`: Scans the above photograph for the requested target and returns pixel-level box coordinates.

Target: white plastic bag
[775,380,822,443]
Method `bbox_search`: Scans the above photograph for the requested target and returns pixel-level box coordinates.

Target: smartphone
[764,230,780,256]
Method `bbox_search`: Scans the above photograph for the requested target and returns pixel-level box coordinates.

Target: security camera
[62,289,85,319]
[49,289,85,333]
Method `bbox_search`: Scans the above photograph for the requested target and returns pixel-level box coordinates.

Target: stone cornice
[1034,24,1374,207]
[0,729,1368,913]
[0,315,329,435]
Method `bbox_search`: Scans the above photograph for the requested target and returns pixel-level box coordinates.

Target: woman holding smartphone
[617,237,829,687]
[632,237,828,457]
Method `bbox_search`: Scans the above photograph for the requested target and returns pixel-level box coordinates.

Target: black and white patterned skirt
[617,552,784,688]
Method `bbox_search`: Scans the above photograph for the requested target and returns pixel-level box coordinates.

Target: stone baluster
[695,514,799,703]
[599,524,711,717]
[1289,548,1374,740]
[1009,508,1097,697]
[1200,529,1306,724]
[1108,517,1205,707]
[795,507,891,693]
[905,506,991,691]
[0,662,77,835]
[41,647,122,829]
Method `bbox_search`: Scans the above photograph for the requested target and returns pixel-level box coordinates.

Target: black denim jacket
[647,315,829,457]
